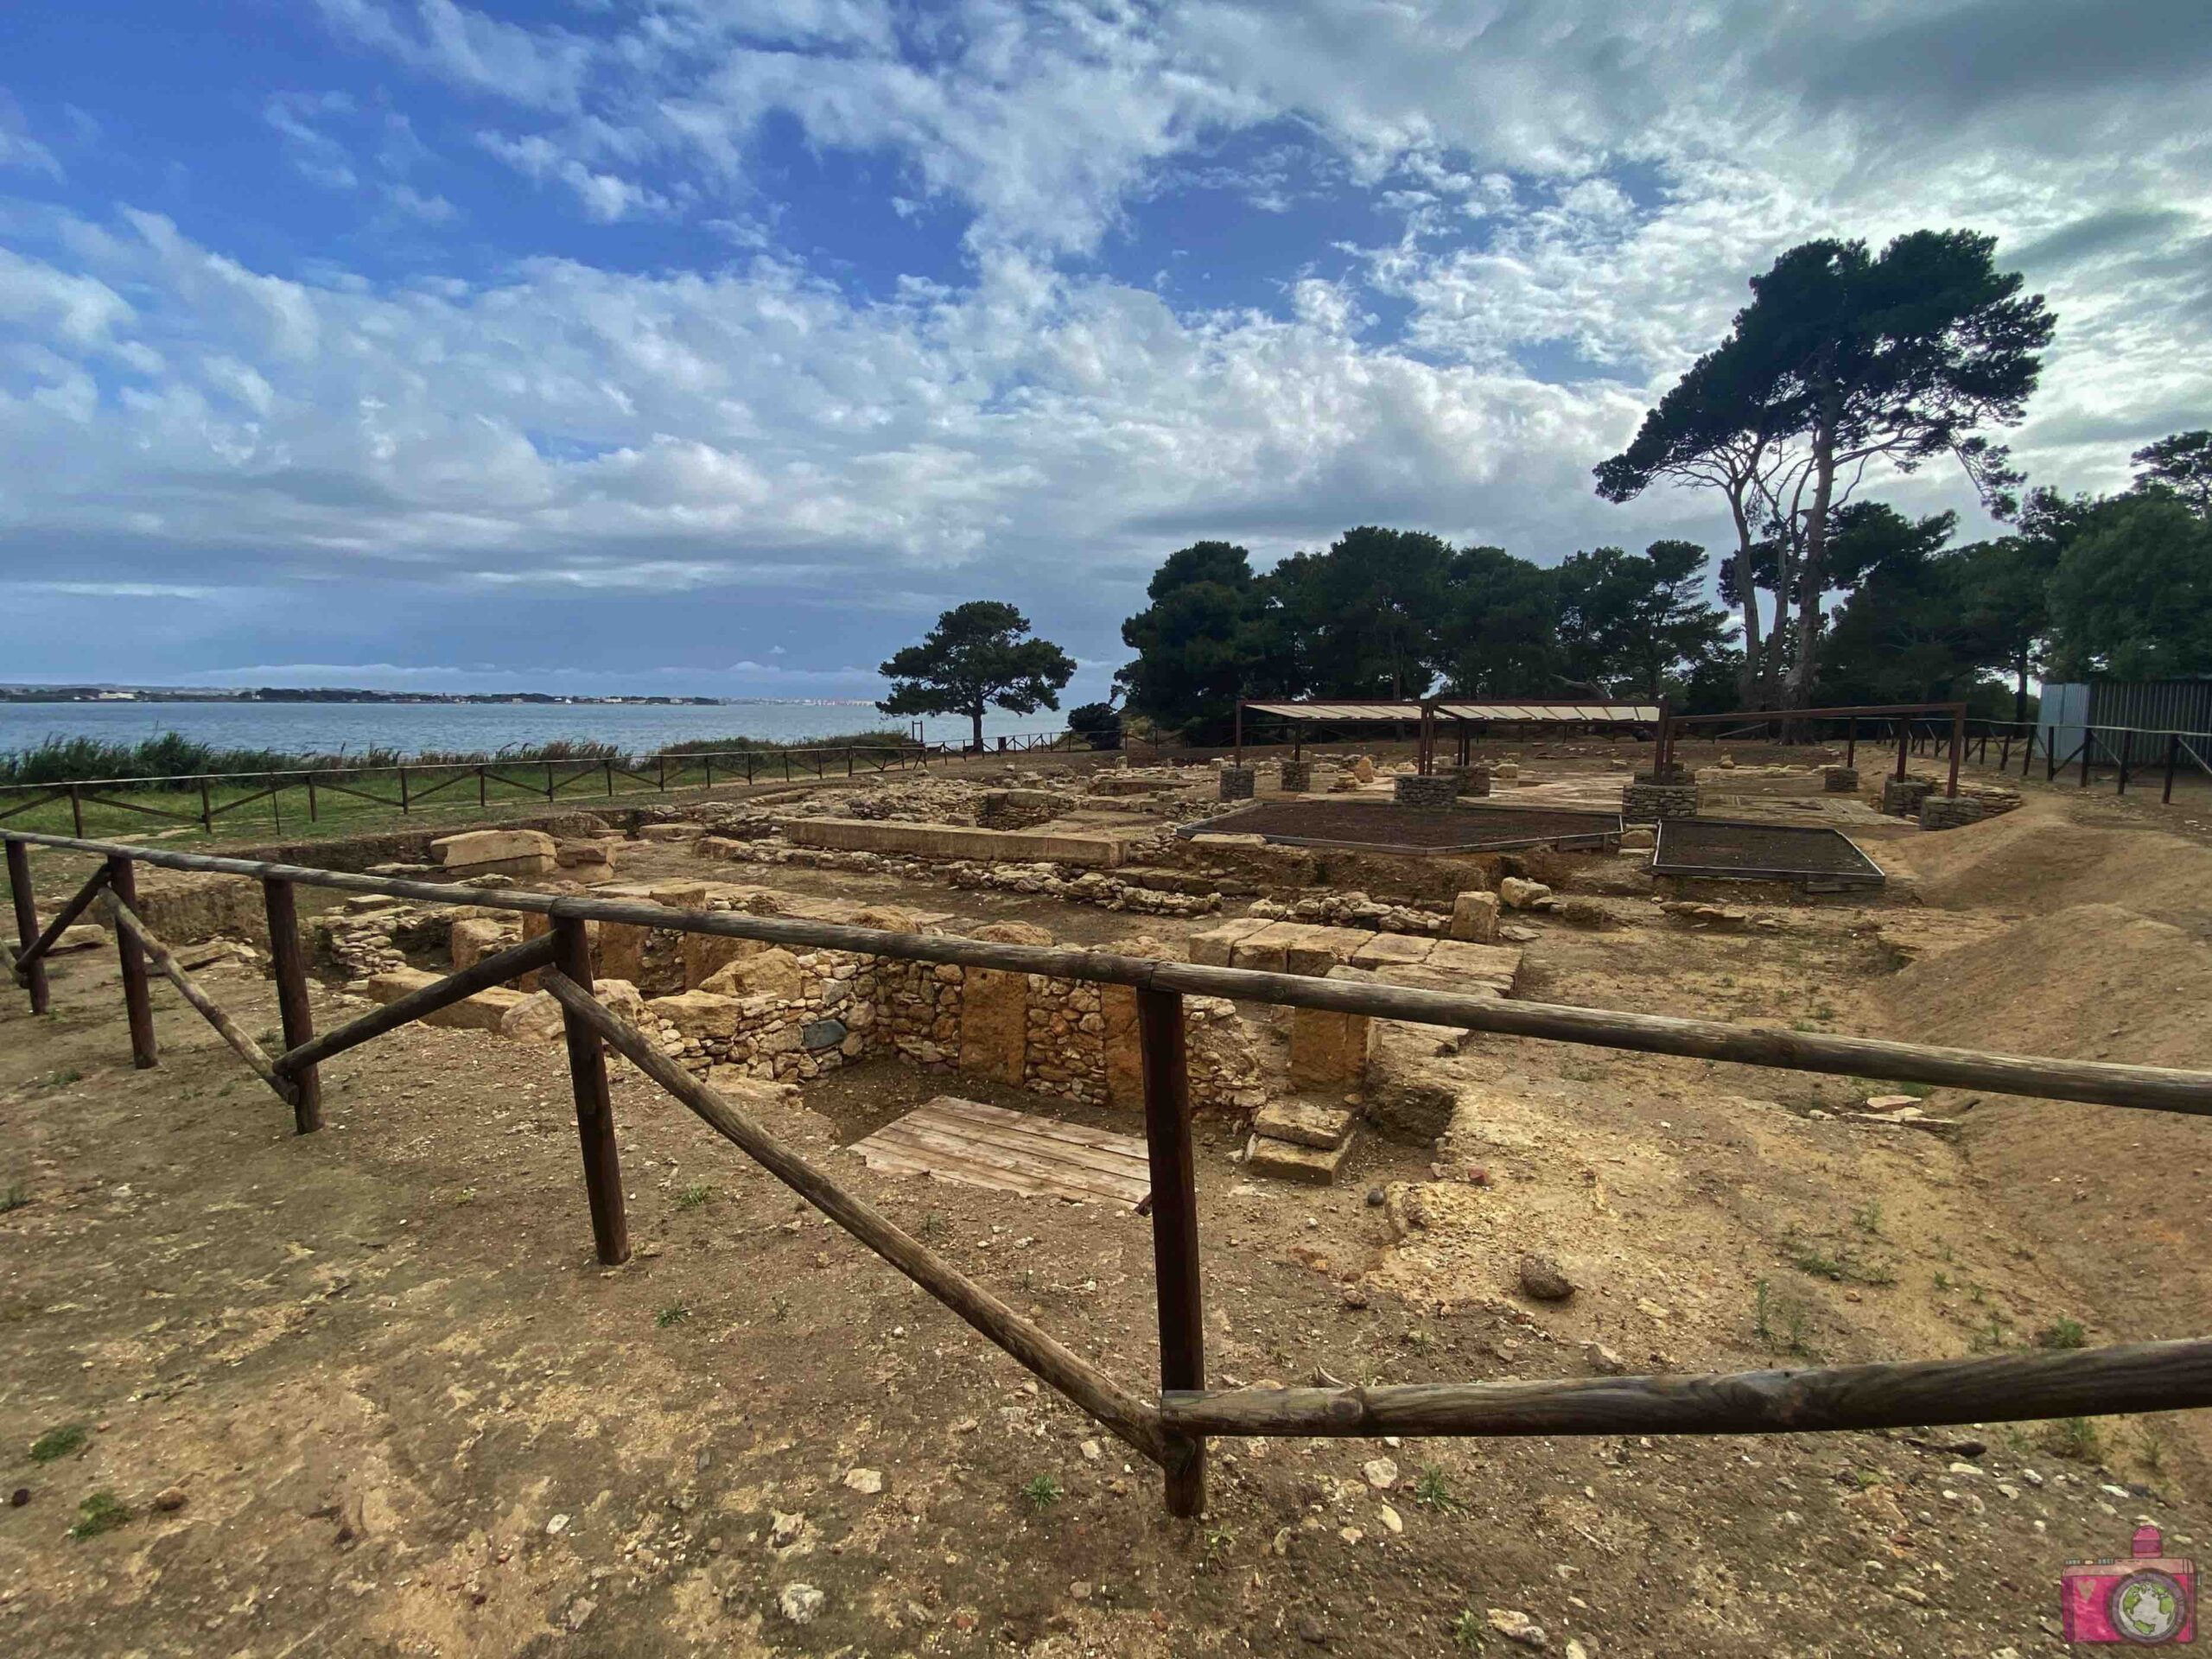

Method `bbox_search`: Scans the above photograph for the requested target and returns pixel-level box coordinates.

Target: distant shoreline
[0,688,880,708]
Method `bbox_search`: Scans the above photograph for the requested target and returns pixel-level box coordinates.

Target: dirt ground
[4,748,2210,1656]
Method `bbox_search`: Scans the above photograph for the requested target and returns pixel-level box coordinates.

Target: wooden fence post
[398,766,411,815]
[6,838,49,1014]
[554,914,628,1266]
[477,766,488,810]
[106,855,156,1069]
[69,785,84,838]
[604,758,615,798]
[200,778,213,834]
[2166,733,2181,804]
[263,877,321,1133]
[307,773,320,822]
[1137,986,1206,1517]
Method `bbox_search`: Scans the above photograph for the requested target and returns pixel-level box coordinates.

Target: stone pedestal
[1822,766,1860,792]
[1881,777,1935,817]
[1219,766,1256,802]
[1918,794,1986,830]
[1278,759,1312,793]
[1394,772,1459,809]
[1621,771,1700,823]
[1288,1005,1372,1088]
[1452,766,1491,797]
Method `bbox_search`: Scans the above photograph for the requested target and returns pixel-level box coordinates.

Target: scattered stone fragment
[151,1485,188,1512]
[1583,1342,1628,1376]
[545,1513,571,1535]
[1518,1252,1576,1302]
[778,1583,825,1624]
[1498,877,1552,910]
[1363,1456,1399,1490]
[1488,1607,1549,1649]
[842,1467,883,1495]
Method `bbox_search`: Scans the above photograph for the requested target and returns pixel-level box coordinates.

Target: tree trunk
[971,706,985,753]
[1726,489,1765,708]
[2014,654,2031,725]
[1786,423,1840,709]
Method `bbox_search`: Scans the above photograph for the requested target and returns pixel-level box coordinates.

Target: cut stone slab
[1187,917,1274,967]
[363,969,524,1032]
[430,828,557,878]
[1349,932,1438,968]
[11,923,105,955]
[1230,920,1362,976]
[1288,1001,1373,1088]
[1251,1099,1358,1150]
[1243,1133,1350,1185]
[1446,890,1499,944]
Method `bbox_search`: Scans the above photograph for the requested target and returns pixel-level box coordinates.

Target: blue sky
[1,0,2207,702]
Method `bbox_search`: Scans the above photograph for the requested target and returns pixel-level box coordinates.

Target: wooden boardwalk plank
[852,1096,1151,1205]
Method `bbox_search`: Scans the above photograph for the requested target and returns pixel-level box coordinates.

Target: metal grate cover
[1179,799,1623,854]
[1652,818,1885,887]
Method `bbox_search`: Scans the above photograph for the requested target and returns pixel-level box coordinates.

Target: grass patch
[654,1304,690,1329]
[0,1185,28,1214]
[1021,1473,1062,1512]
[29,1423,88,1463]
[37,1068,81,1090]
[2036,1316,2088,1351]
[1452,1608,1486,1649]
[2044,1416,2103,1462]
[68,1491,131,1540]
[1753,1279,1815,1357]
[1411,1466,1461,1514]
[676,1183,712,1210]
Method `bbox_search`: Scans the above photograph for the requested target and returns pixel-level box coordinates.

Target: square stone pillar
[1289,1004,1373,1088]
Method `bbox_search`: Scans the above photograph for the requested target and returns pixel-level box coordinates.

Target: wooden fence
[11,826,2212,1520]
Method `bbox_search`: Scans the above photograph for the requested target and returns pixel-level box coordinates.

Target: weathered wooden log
[1138,988,1206,1516]
[262,878,321,1133]
[106,855,157,1069]
[10,830,2212,1116]
[101,890,296,1106]
[552,917,626,1267]
[275,932,558,1077]
[5,836,48,1012]
[536,967,1170,1466]
[1160,1338,2212,1439]
[10,861,111,972]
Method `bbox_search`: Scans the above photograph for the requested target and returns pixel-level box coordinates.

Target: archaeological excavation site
[10,727,2212,1656]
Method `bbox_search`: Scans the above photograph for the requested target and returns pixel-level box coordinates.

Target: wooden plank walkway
[850,1096,1150,1205]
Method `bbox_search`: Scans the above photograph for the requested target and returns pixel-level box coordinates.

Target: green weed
[677,1183,712,1210]
[2045,1417,2103,1462]
[1022,1473,1062,1512]
[655,1304,690,1329]
[2036,1316,2087,1351]
[68,1491,130,1540]
[29,1423,87,1463]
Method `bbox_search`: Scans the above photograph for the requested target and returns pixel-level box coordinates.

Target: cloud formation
[0,0,2207,691]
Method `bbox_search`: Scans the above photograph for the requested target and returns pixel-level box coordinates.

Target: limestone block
[596,921,651,985]
[1185,917,1273,967]
[958,967,1028,1084]
[1251,1099,1357,1149]
[430,828,558,877]
[1446,890,1499,944]
[1243,1134,1348,1185]
[648,989,747,1043]
[11,922,105,956]
[1351,757,1376,784]
[449,916,518,970]
[1289,1004,1372,1088]
[697,947,807,1003]
[635,822,706,842]
[1231,920,1357,976]
[1498,876,1551,910]
[1348,932,1437,968]
[1101,982,1144,1110]
[363,968,523,1032]
[684,931,770,989]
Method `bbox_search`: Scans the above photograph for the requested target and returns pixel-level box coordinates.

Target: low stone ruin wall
[781,816,1134,868]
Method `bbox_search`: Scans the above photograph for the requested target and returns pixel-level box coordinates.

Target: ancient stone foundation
[1621,771,1700,822]
[1393,773,1459,809]
[1278,760,1312,792]
[1822,766,1860,792]
[1918,794,1986,830]
[1219,766,1256,802]
[1881,778,1936,817]
[1452,766,1491,798]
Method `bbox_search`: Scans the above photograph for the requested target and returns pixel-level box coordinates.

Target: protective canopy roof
[1243,700,1659,723]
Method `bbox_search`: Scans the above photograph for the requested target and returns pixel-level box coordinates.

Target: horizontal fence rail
[10,825,2212,1521]
[0,738,1091,840]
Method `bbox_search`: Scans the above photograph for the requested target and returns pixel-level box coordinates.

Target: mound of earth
[1898,798,2212,925]
[1874,901,2212,1471]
